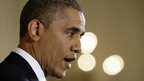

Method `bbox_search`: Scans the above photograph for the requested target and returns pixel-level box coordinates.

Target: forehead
[47,7,86,33]
[64,7,86,31]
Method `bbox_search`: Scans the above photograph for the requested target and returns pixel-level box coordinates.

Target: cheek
[61,44,71,54]
[52,44,70,65]
[47,43,68,62]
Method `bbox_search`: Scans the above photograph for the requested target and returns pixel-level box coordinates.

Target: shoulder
[0,62,30,81]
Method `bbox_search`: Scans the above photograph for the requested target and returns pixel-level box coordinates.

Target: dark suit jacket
[0,52,38,81]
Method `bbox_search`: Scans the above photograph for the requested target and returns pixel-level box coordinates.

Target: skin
[18,7,86,78]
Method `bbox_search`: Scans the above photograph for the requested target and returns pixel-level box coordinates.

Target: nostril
[70,39,81,53]
[71,46,81,54]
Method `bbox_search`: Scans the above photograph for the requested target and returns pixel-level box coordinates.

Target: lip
[64,53,76,69]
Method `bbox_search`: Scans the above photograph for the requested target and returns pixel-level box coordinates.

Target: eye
[67,31,75,37]
[80,32,85,38]
[64,27,82,38]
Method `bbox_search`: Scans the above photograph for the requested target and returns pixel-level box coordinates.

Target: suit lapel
[4,52,38,81]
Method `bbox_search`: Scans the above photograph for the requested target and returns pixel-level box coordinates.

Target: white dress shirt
[13,48,47,81]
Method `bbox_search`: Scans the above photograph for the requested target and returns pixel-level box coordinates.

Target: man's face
[39,7,85,78]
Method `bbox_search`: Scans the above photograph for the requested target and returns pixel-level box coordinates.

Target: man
[0,0,85,81]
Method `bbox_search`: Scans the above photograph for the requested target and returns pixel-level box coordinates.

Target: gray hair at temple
[20,0,83,38]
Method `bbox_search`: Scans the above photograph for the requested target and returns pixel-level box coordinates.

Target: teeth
[67,63,71,68]
[64,59,72,68]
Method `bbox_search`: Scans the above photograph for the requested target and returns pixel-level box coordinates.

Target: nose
[70,39,81,54]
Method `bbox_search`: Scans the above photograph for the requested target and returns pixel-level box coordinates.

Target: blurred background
[0,0,144,81]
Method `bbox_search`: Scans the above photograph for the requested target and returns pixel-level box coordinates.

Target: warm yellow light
[103,55,124,75]
[77,54,96,72]
[80,32,97,54]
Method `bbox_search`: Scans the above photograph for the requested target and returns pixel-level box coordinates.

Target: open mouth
[64,57,75,62]
[64,55,76,68]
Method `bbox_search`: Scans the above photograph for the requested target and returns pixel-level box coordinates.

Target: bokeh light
[103,55,124,75]
[80,32,97,54]
[78,54,96,72]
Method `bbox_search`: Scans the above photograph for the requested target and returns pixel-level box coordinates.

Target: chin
[53,71,67,79]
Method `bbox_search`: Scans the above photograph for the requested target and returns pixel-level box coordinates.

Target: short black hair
[20,0,83,39]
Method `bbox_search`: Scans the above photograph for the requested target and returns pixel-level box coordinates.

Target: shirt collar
[13,47,47,81]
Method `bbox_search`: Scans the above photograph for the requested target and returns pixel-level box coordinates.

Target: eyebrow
[66,27,85,36]
[66,27,80,32]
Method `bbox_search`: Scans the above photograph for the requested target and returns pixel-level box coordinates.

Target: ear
[27,19,44,41]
